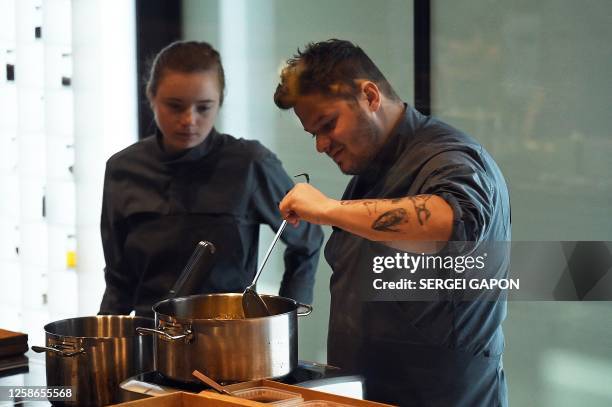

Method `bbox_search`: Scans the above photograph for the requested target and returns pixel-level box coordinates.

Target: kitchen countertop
[0,352,364,405]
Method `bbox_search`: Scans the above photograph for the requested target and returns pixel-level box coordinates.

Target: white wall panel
[72,0,137,315]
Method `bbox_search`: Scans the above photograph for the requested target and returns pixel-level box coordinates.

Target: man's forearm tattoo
[341,199,379,214]
[363,201,377,215]
[342,196,431,231]
[409,196,431,225]
[372,208,408,232]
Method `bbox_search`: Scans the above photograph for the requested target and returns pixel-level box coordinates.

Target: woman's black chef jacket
[325,105,511,406]
[98,128,323,316]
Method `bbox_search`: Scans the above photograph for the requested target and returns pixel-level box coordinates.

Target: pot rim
[152,292,300,323]
[43,315,154,340]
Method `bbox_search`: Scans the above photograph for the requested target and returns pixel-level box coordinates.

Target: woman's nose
[315,134,331,153]
[181,107,197,125]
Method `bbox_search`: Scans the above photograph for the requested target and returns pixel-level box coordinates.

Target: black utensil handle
[168,241,216,299]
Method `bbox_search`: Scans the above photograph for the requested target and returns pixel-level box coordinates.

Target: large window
[431,1,612,405]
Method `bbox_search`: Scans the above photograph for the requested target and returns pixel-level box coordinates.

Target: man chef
[275,39,511,406]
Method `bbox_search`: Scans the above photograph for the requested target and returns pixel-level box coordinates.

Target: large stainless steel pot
[137,293,312,383]
[32,316,154,406]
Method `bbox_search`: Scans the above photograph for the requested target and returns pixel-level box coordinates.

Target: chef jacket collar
[359,103,424,182]
[153,127,219,164]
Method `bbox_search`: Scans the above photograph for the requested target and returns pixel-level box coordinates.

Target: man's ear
[361,81,381,112]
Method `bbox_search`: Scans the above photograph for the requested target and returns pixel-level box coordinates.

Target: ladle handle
[249,220,287,288]
[247,172,307,288]
[168,241,216,299]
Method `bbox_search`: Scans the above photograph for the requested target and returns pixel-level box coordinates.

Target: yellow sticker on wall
[66,250,77,268]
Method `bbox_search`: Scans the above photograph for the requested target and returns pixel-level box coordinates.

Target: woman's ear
[361,81,381,112]
[147,92,159,116]
[146,87,157,110]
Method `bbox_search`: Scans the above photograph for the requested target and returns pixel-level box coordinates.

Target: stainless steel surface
[142,293,309,383]
[0,352,51,406]
[243,220,287,318]
[168,240,216,299]
[296,303,313,317]
[192,369,233,395]
[31,316,153,406]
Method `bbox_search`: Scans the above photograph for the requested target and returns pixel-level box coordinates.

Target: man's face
[293,93,383,175]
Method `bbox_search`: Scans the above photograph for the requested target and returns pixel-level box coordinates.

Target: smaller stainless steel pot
[138,293,312,383]
[32,315,153,407]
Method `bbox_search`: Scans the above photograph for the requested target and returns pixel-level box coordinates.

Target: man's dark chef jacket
[99,128,323,316]
[325,105,511,406]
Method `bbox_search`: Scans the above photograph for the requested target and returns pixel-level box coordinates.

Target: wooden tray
[0,328,28,358]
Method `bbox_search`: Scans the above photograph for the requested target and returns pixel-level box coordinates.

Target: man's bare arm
[279,184,453,250]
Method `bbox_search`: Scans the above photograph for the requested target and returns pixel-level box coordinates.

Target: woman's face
[151,69,221,153]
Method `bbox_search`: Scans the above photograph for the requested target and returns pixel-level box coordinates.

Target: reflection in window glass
[432,2,612,406]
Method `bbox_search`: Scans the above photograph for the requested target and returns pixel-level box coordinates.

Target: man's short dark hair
[274,39,400,109]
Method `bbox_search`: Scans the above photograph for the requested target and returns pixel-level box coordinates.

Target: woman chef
[98,41,323,316]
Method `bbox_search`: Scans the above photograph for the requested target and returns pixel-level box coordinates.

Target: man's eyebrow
[304,114,327,134]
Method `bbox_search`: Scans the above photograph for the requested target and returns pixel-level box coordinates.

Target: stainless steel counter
[0,351,50,406]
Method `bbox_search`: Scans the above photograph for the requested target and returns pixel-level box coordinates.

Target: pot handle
[296,302,313,317]
[136,327,193,342]
[31,345,85,357]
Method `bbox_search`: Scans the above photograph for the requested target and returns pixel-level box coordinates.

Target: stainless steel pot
[137,293,312,383]
[32,316,154,406]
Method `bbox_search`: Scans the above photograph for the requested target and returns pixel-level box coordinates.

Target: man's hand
[279,183,337,226]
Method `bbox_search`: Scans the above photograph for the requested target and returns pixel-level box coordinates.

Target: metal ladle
[242,220,287,318]
[241,173,309,318]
